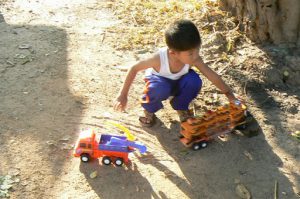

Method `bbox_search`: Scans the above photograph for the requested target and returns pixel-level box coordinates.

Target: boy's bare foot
[139,110,156,127]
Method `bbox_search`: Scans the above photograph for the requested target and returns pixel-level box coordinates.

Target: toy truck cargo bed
[99,134,147,154]
[99,134,133,153]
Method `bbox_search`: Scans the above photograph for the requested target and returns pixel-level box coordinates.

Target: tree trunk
[219,0,300,46]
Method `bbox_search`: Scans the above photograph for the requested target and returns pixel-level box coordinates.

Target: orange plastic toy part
[180,102,247,148]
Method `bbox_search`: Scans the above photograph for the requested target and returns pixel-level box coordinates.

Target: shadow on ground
[140,113,298,198]
[79,158,160,199]
[0,11,84,198]
[225,44,300,192]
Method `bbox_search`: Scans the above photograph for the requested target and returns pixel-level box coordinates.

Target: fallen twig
[217,63,230,75]
[258,96,272,106]
[274,180,278,199]
[101,31,106,43]
[243,80,248,96]
[131,12,138,26]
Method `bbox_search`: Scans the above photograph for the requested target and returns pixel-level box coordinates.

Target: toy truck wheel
[80,154,90,163]
[102,156,112,165]
[114,158,124,166]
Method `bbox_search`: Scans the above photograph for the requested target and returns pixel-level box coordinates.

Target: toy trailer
[73,129,147,166]
[180,101,250,150]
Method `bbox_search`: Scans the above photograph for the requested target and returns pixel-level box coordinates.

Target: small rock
[46,140,55,146]
[8,168,20,176]
[18,44,31,49]
[9,139,15,144]
[21,180,29,186]
[281,191,286,195]
[13,178,20,183]
[59,136,70,142]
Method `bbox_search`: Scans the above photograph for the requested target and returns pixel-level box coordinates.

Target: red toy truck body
[73,129,146,166]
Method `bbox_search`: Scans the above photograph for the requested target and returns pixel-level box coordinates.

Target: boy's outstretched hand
[113,94,127,112]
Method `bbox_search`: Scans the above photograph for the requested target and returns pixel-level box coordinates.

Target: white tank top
[145,47,190,80]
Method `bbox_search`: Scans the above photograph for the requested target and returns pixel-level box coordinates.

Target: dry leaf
[243,151,253,160]
[235,183,251,199]
[89,171,98,179]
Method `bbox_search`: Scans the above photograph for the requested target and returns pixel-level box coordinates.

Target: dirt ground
[0,0,299,199]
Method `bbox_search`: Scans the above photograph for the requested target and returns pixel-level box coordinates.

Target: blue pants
[141,69,202,113]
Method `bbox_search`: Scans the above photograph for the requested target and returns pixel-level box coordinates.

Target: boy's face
[172,47,200,65]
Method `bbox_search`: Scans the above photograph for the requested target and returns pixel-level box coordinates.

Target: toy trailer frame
[179,102,249,150]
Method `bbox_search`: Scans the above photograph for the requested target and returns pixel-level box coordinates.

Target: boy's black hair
[165,19,201,51]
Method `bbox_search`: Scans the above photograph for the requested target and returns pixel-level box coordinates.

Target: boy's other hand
[114,95,127,112]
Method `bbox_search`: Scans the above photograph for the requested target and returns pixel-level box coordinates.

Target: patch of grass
[105,0,238,51]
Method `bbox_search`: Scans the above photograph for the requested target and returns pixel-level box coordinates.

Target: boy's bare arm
[193,57,236,101]
[118,61,147,96]
[114,54,160,111]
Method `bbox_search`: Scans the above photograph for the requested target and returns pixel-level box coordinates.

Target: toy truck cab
[73,129,99,162]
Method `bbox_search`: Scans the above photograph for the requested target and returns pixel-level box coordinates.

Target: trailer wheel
[200,141,208,148]
[102,156,112,165]
[80,154,90,163]
[244,110,252,117]
[115,158,124,166]
[235,124,247,130]
[193,141,208,150]
[192,143,201,151]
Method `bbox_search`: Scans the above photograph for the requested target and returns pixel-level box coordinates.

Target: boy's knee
[153,88,170,101]
[182,70,202,90]
[149,86,171,101]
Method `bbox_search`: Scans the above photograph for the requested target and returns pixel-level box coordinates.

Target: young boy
[114,19,237,127]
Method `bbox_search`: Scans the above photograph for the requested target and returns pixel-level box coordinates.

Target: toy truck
[73,129,147,166]
[180,101,255,150]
